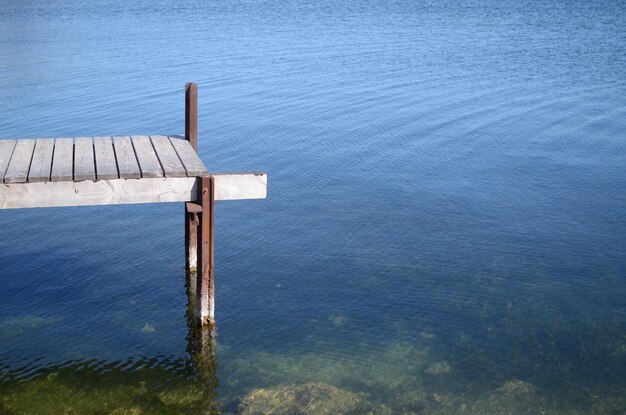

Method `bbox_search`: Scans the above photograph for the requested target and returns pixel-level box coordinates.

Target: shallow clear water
[1,0,625,413]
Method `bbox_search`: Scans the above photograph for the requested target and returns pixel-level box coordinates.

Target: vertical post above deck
[185,82,198,151]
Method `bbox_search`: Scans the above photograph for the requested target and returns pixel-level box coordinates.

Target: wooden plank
[112,136,140,179]
[0,177,197,209]
[28,139,55,182]
[0,140,17,182]
[74,137,96,181]
[151,135,186,177]
[4,139,36,184]
[213,172,267,200]
[197,176,215,326]
[51,138,74,182]
[94,136,118,180]
[169,137,209,176]
[0,172,267,209]
[131,135,163,178]
[185,83,198,151]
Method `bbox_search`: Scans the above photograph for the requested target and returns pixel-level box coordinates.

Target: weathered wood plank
[213,172,267,200]
[169,137,209,176]
[51,138,74,182]
[28,139,55,182]
[0,172,267,209]
[0,177,196,209]
[132,135,163,178]
[4,139,36,183]
[151,135,186,177]
[74,137,96,181]
[94,136,118,180]
[112,136,140,179]
[0,140,17,182]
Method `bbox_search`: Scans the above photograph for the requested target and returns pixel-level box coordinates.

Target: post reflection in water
[185,270,220,415]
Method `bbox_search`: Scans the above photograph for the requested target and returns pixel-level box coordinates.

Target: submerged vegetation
[2,333,625,414]
[1,362,210,414]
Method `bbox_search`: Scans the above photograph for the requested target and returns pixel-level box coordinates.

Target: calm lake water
[1,0,625,413]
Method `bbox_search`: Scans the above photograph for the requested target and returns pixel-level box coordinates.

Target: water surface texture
[1,0,625,413]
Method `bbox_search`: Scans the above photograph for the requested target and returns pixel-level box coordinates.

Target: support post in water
[185,202,201,274]
[197,175,215,326]
[185,82,199,274]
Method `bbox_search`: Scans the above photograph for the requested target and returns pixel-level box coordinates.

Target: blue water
[1,0,625,413]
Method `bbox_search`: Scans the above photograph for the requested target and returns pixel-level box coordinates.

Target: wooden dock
[0,135,265,208]
[0,83,267,328]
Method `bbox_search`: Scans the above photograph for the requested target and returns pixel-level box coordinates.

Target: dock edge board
[0,173,267,209]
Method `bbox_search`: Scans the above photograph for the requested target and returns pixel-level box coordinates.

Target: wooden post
[197,175,215,326]
[185,82,199,274]
[185,202,201,274]
[185,83,198,151]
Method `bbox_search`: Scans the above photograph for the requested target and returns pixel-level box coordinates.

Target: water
[1,0,625,413]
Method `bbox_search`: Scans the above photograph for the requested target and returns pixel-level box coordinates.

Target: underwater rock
[424,361,452,375]
[140,323,156,333]
[419,331,436,340]
[469,379,547,415]
[395,388,437,415]
[497,380,537,395]
[0,315,60,340]
[225,342,432,405]
[329,314,347,327]
[431,392,455,407]
[588,389,626,415]
[239,382,393,415]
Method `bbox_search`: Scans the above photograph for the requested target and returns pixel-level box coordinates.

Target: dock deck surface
[0,136,266,209]
[0,135,208,184]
